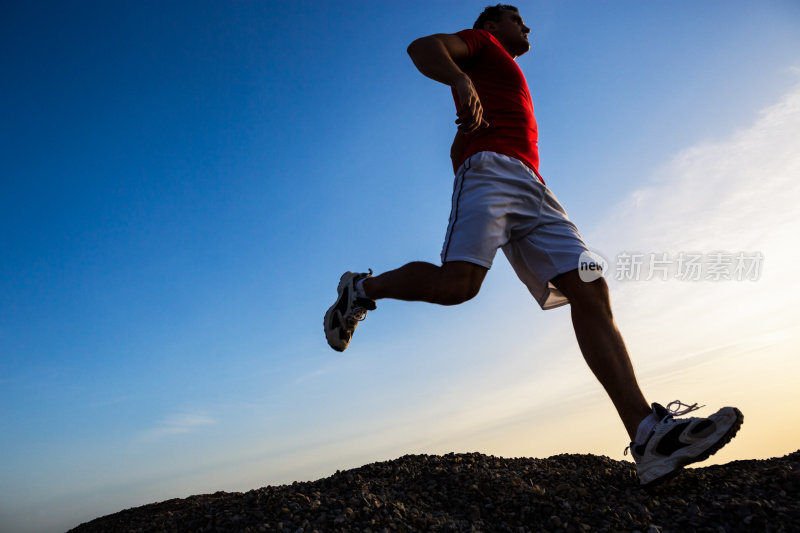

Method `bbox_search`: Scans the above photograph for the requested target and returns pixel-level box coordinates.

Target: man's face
[485,10,531,58]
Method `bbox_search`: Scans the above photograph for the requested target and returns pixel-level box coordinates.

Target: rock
[68,450,800,533]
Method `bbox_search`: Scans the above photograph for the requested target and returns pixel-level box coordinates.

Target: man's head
[473,4,531,58]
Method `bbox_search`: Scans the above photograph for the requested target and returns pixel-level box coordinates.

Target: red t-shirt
[452,29,541,181]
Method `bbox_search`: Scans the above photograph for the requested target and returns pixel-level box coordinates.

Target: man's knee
[436,279,482,306]
[436,261,487,305]
[578,279,612,313]
[553,269,613,314]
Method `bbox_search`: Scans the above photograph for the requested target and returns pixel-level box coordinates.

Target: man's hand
[453,75,489,133]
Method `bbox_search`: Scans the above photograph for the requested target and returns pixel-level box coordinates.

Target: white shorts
[441,151,590,310]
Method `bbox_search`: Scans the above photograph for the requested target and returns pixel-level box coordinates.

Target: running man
[323,4,742,487]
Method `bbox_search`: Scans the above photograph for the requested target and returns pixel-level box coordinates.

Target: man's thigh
[503,217,591,310]
[441,260,489,291]
[442,152,543,269]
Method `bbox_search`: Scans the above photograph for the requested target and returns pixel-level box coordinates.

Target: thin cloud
[137,413,216,443]
[593,82,800,257]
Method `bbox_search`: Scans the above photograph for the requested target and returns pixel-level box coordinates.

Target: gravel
[68,449,799,532]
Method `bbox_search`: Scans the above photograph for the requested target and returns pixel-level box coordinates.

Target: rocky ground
[69,449,799,532]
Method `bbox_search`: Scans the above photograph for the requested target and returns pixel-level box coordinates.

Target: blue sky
[2,1,800,532]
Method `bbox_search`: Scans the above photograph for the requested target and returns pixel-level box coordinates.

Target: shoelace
[624,400,705,457]
[343,307,367,330]
[348,305,369,325]
[665,400,705,417]
[344,270,374,330]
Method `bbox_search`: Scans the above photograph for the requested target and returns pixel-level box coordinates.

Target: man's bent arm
[407,34,487,133]
[407,34,470,86]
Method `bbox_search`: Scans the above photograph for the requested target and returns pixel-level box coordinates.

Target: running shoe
[626,400,744,487]
[324,270,376,352]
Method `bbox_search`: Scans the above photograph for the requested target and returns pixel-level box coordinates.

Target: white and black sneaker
[627,401,744,488]
[324,270,376,352]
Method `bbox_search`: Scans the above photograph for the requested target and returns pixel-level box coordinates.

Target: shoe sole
[324,272,353,352]
[642,407,744,490]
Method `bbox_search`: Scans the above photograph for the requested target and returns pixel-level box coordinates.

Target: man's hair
[473,4,519,30]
